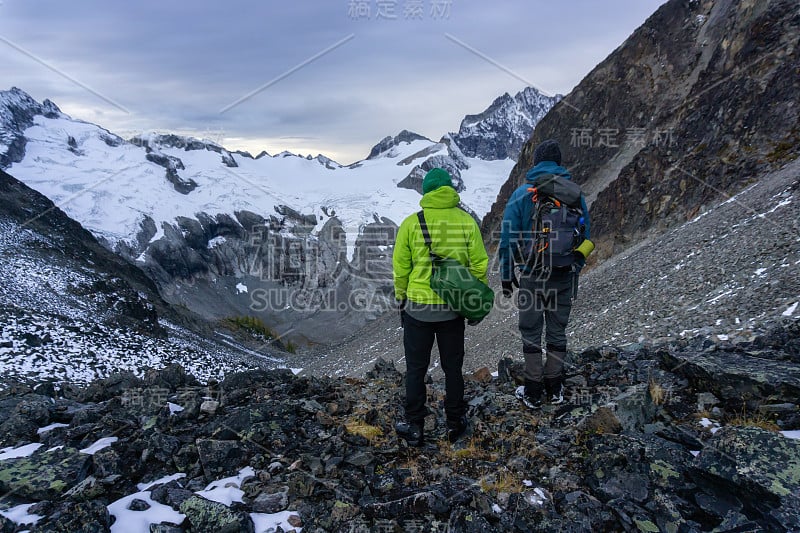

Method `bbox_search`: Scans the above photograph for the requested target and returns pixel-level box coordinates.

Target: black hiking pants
[402,313,466,428]
[517,269,577,384]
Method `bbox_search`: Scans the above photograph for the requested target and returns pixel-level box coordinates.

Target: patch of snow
[782,301,798,317]
[107,490,185,533]
[195,467,256,506]
[36,422,69,435]
[526,487,548,506]
[491,503,502,513]
[251,510,302,533]
[699,418,722,434]
[236,283,248,294]
[690,450,701,457]
[0,503,43,525]
[781,430,800,440]
[522,479,533,487]
[716,334,729,341]
[208,236,226,248]
[167,402,184,415]
[754,268,767,276]
[80,436,118,455]
[0,443,43,461]
[137,473,187,491]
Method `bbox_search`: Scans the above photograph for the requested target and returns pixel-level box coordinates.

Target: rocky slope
[0,168,289,387]
[0,327,798,532]
[482,0,800,259]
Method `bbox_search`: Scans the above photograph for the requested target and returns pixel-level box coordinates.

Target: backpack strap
[417,210,439,262]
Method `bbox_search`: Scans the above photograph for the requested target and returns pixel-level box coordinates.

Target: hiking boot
[395,421,424,447]
[544,377,564,405]
[447,416,468,443]
[547,383,564,404]
[515,385,543,410]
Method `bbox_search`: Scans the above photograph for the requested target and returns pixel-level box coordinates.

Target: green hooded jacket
[393,186,489,304]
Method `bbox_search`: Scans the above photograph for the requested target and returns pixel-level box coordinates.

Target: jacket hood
[525,161,572,182]
[419,185,460,209]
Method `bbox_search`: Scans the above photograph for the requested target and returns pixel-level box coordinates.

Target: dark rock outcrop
[483,0,800,260]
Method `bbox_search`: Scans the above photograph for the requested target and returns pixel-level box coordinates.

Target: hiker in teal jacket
[499,139,591,409]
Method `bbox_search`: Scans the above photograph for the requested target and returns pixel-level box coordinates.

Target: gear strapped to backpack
[523,174,588,272]
[417,211,494,321]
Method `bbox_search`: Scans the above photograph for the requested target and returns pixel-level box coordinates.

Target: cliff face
[482,0,800,257]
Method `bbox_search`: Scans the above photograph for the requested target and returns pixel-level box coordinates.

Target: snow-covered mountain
[0,86,556,345]
[451,87,562,160]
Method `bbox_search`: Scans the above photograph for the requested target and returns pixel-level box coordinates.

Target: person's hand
[501,275,519,298]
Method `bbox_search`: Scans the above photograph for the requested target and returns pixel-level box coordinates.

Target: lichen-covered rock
[693,426,800,530]
[179,496,254,533]
[29,500,111,533]
[0,447,90,500]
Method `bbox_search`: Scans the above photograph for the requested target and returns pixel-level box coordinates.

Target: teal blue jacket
[499,161,591,282]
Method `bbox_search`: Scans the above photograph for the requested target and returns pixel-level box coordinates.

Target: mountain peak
[366,130,432,160]
[450,87,561,160]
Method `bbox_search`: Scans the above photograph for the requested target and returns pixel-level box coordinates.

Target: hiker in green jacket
[392,168,489,446]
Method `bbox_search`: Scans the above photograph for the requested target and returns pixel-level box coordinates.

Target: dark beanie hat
[422,168,453,194]
[533,139,562,166]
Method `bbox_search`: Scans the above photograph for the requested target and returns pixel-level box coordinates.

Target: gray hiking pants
[517,270,577,383]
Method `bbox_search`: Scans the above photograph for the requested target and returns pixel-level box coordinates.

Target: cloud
[0,0,667,164]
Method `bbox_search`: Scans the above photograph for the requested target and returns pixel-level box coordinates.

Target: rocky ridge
[0,326,798,532]
[451,87,562,161]
[482,0,800,260]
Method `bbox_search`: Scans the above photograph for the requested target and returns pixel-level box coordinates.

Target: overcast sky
[1,0,665,164]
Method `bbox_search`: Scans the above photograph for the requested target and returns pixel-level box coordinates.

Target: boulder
[0,447,90,500]
[196,439,247,480]
[661,349,800,406]
[692,426,800,530]
[179,496,254,533]
[29,500,111,533]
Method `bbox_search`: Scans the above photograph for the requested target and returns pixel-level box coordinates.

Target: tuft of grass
[728,405,781,432]
[439,437,499,462]
[345,420,384,442]
[479,471,523,494]
[285,340,298,354]
[649,380,666,406]
[222,315,277,340]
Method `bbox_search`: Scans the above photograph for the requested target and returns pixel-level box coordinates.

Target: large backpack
[417,211,494,321]
[522,174,587,272]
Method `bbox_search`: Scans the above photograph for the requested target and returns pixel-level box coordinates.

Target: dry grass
[345,420,384,442]
[479,471,523,494]
[728,406,781,432]
[439,437,499,462]
[649,380,666,406]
